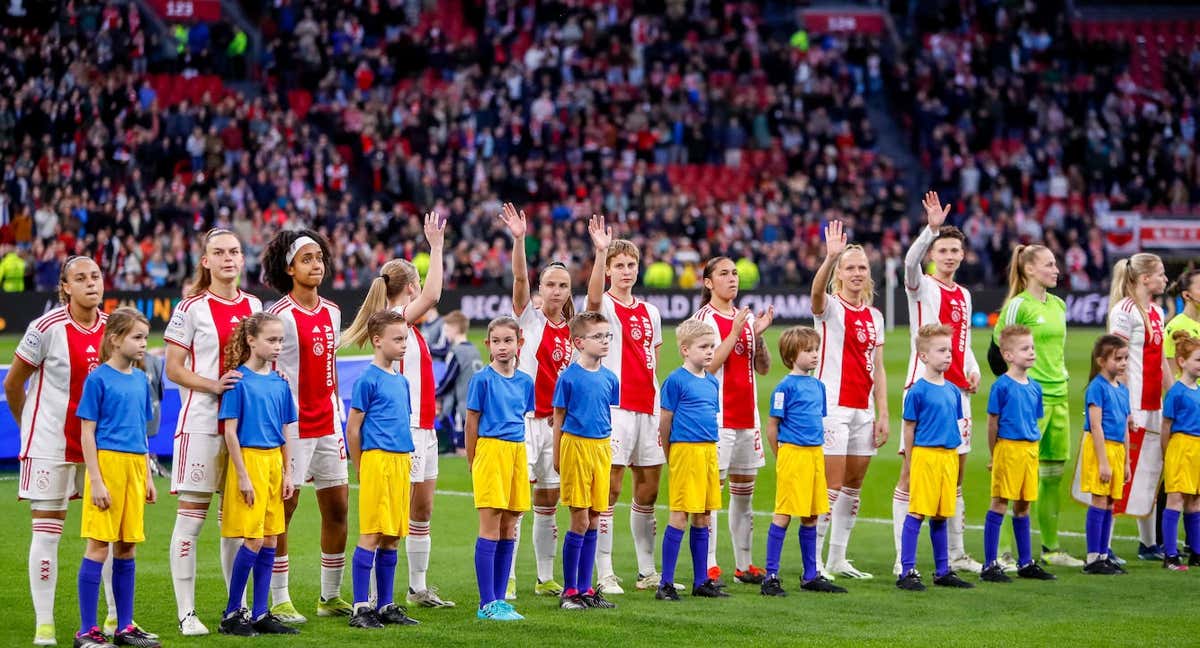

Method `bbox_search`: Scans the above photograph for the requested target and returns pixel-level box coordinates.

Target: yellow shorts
[668,442,721,514]
[472,438,531,512]
[909,446,958,518]
[1165,433,1200,495]
[358,450,412,537]
[221,447,285,539]
[81,451,147,543]
[559,434,612,512]
[774,444,828,518]
[1080,439,1126,499]
[991,439,1039,502]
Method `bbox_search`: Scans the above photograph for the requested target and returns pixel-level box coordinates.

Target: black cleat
[1163,554,1189,572]
[74,628,116,648]
[1189,551,1200,568]
[692,579,730,597]
[1105,557,1128,574]
[801,575,847,593]
[980,563,1011,583]
[349,607,384,629]
[252,613,299,635]
[113,626,161,648]
[1016,562,1056,580]
[582,590,617,609]
[734,566,766,584]
[933,570,975,588]
[1083,559,1119,575]
[218,609,258,637]
[760,577,786,597]
[896,570,925,591]
[559,593,588,610]
[655,582,681,600]
[378,603,420,625]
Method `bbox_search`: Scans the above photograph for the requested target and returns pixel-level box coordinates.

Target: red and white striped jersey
[397,304,436,429]
[269,294,341,439]
[599,292,662,414]
[1109,297,1164,411]
[165,290,262,435]
[815,295,885,410]
[515,304,572,419]
[692,304,759,429]
[14,307,107,462]
[903,227,979,390]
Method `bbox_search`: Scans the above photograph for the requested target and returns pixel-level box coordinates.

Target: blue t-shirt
[351,364,415,453]
[769,374,826,447]
[987,374,1044,442]
[466,365,535,442]
[218,366,297,449]
[552,362,620,439]
[1083,375,1130,443]
[902,378,964,449]
[1163,382,1200,437]
[660,367,720,443]
[76,364,153,454]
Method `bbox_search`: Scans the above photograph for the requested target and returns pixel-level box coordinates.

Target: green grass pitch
[0,327,1191,646]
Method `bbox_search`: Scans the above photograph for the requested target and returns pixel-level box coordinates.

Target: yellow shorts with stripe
[1079,439,1126,499]
[668,442,721,514]
[221,447,285,539]
[774,444,828,518]
[909,446,958,518]
[1165,433,1200,495]
[81,451,147,543]
[472,438,530,512]
[991,439,1039,502]
[358,450,412,537]
[559,434,612,512]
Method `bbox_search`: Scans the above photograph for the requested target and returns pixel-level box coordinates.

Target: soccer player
[261,229,350,621]
[74,308,160,648]
[896,325,973,591]
[762,326,846,596]
[585,215,666,593]
[499,202,572,597]
[553,311,621,611]
[1160,331,1200,570]
[810,220,888,580]
[894,191,982,576]
[981,325,1056,582]
[217,313,300,636]
[346,310,421,628]
[693,257,774,585]
[993,244,1080,567]
[344,213,452,608]
[1080,335,1132,575]
[655,320,726,600]
[1165,270,1200,373]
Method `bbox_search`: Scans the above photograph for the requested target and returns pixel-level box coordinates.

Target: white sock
[169,509,205,619]
[815,489,839,569]
[1137,503,1158,547]
[729,479,756,571]
[630,501,657,576]
[271,555,291,605]
[220,537,243,592]
[406,520,430,592]
[509,513,523,582]
[320,552,345,600]
[102,552,115,621]
[532,506,558,583]
[827,487,860,566]
[596,507,615,578]
[892,488,909,566]
[1087,551,1100,563]
[950,486,966,557]
[30,518,64,626]
[707,510,719,569]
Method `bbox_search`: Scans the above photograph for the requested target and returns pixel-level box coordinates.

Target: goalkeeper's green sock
[1037,462,1065,550]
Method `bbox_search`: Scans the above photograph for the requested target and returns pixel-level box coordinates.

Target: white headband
[286,236,319,265]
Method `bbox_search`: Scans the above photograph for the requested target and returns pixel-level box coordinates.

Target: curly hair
[223,312,283,374]
[260,228,333,294]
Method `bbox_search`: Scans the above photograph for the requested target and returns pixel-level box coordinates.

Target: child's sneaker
[1163,554,1189,571]
[1105,557,1128,574]
[656,581,681,600]
[933,571,975,588]
[534,579,564,596]
[1016,562,1056,580]
[800,576,847,593]
[692,579,729,598]
[104,619,157,640]
[1189,551,1200,568]
[734,565,766,584]
[759,577,786,597]
[378,603,420,625]
[895,570,925,591]
[493,601,525,620]
[112,625,161,648]
[476,600,518,621]
[348,607,384,629]
[252,613,299,635]
[73,628,115,648]
[1138,543,1165,561]
[582,589,617,609]
[980,562,1011,583]
[218,609,258,637]
[1082,559,1119,575]
[559,591,588,610]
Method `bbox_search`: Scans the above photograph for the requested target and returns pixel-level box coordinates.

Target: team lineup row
[8,194,1200,646]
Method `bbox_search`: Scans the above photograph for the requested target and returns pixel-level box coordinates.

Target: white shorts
[409,427,439,483]
[897,388,973,455]
[526,416,560,488]
[171,433,227,494]
[290,434,349,490]
[718,427,765,478]
[823,405,877,457]
[611,408,665,467]
[19,457,82,505]
[1131,408,1163,434]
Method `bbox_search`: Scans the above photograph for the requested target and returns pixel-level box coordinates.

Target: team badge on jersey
[313,342,325,356]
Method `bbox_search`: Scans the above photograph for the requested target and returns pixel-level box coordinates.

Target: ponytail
[1168,268,1200,304]
[1109,253,1163,327]
[700,256,734,306]
[99,307,149,367]
[538,262,575,321]
[223,312,281,374]
[342,259,418,348]
[1005,244,1049,302]
[189,228,242,298]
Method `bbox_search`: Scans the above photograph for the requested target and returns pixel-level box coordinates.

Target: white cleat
[998,552,1019,573]
[178,611,209,637]
[635,571,661,590]
[950,553,984,575]
[826,559,874,579]
[595,573,625,595]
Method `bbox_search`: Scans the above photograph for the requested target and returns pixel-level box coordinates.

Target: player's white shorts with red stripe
[897,388,972,455]
[171,433,227,494]
[610,408,665,467]
[409,427,439,483]
[525,416,560,488]
[1126,408,1164,516]
[290,433,349,490]
[718,427,765,477]
[19,457,82,504]
[823,405,877,457]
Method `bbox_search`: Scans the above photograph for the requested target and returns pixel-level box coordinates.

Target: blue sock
[689,526,709,589]
[376,549,398,608]
[1101,508,1114,555]
[765,523,786,578]
[226,546,257,616]
[799,525,818,582]
[984,510,1003,566]
[900,515,922,574]
[1185,512,1200,553]
[578,529,598,593]
[562,531,583,594]
[253,546,275,619]
[1162,508,1182,557]
[475,538,497,608]
[1085,506,1105,556]
[352,546,375,606]
[493,539,515,602]
[930,518,949,578]
[1013,515,1033,567]
[661,525,684,586]
[112,557,136,630]
[77,557,103,634]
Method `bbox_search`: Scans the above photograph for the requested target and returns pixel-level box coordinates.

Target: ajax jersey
[692,304,759,429]
[599,292,663,414]
[515,304,572,418]
[269,294,341,438]
[397,304,436,430]
[1109,298,1164,412]
[815,295,885,410]
[903,226,979,391]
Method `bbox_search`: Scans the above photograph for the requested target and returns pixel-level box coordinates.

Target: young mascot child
[1080,335,1132,575]
[897,325,974,591]
[1160,331,1200,570]
[655,320,725,601]
[346,310,421,628]
[466,317,535,621]
[762,326,846,597]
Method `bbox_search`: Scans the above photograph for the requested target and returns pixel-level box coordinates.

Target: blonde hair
[189,228,242,298]
[343,259,421,348]
[569,311,608,338]
[539,262,576,320]
[1109,253,1163,327]
[99,307,149,366]
[1005,244,1050,302]
[916,323,952,354]
[830,245,875,304]
[223,312,282,374]
[367,310,407,344]
[997,324,1032,351]
[443,310,469,333]
[606,239,641,266]
[676,319,716,347]
[1172,330,1200,369]
[778,325,820,369]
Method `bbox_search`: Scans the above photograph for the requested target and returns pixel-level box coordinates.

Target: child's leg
[900,514,923,575]
[352,535,380,608]
[661,512,687,586]
[225,538,260,616]
[765,514,790,579]
[929,517,949,577]
[984,498,1008,567]
[78,541,109,634]
[688,514,711,589]
[493,512,518,602]
[252,536,277,619]
[476,509,501,608]
[1100,500,1114,559]
[1012,500,1033,567]
[1162,493,1184,557]
[562,508,589,595]
[798,517,818,582]
[1185,495,1200,555]
[111,542,136,631]
[1085,496,1107,562]
[376,537,400,608]
[577,512,600,593]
